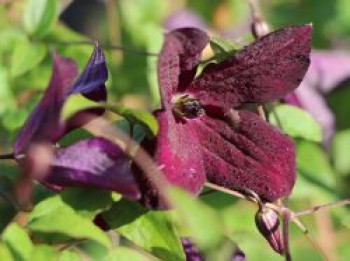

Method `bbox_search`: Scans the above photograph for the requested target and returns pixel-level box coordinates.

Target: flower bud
[255,206,284,254]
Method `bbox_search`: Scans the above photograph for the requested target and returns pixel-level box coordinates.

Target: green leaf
[58,250,81,261]
[106,105,158,137]
[293,140,337,201]
[1,109,28,131]
[10,40,47,77]
[269,104,322,142]
[103,199,184,261]
[168,187,224,250]
[28,196,111,249]
[331,130,350,176]
[61,94,99,121]
[31,245,57,261]
[210,36,239,62]
[23,0,58,38]
[0,244,14,261]
[0,66,16,115]
[2,223,33,261]
[107,247,148,261]
[60,187,113,220]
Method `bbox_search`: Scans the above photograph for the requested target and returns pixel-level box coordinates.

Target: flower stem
[294,199,350,217]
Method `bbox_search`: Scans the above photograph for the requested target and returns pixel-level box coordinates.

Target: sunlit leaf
[293,140,337,200]
[103,199,184,261]
[0,243,14,261]
[58,250,81,261]
[28,196,111,249]
[210,36,239,62]
[168,187,224,250]
[269,104,322,142]
[23,0,58,38]
[0,66,16,115]
[31,245,57,261]
[331,130,350,176]
[2,223,33,261]
[10,40,47,77]
[107,247,149,261]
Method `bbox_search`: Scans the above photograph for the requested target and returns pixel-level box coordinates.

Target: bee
[172,94,205,119]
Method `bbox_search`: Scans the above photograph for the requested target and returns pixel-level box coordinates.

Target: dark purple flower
[13,47,140,199]
[141,25,311,205]
[44,137,140,199]
[14,46,107,156]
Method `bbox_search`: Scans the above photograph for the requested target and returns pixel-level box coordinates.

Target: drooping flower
[139,25,311,206]
[13,46,140,199]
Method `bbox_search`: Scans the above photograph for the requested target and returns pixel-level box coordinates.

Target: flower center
[172,94,204,119]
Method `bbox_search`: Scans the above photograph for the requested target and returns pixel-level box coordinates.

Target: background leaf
[269,104,322,142]
[23,0,58,38]
[107,247,149,261]
[28,196,111,249]
[10,40,47,77]
[2,223,33,261]
[331,130,350,176]
[168,187,224,251]
[107,105,158,137]
[103,199,184,261]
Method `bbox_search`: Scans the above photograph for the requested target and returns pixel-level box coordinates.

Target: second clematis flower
[13,46,140,200]
[139,25,311,206]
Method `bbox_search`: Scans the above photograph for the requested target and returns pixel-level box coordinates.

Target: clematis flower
[13,46,140,199]
[139,25,311,206]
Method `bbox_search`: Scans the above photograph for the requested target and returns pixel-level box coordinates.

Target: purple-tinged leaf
[192,110,295,202]
[187,25,312,111]
[44,137,140,200]
[14,52,78,156]
[158,28,209,106]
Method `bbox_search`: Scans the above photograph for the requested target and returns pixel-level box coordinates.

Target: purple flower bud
[255,207,284,254]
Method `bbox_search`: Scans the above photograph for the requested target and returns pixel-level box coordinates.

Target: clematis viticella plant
[12,45,140,200]
[137,25,312,208]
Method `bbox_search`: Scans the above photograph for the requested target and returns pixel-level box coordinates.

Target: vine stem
[35,39,159,57]
[204,182,335,261]
[294,199,350,217]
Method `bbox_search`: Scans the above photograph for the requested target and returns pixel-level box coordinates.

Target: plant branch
[35,39,159,56]
[294,199,350,217]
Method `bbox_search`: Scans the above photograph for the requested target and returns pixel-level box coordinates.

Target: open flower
[13,46,140,199]
[139,25,311,206]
